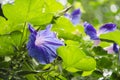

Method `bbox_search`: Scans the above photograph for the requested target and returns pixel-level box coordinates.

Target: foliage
[0,0,120,80]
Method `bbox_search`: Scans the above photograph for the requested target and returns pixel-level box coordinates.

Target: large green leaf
[53,16,75,33]
[57,30,82,41]
[100,30,120,45]
[82,70,93,76]
[0,31,22,56]
[28,13,53,25]
[65,40,80,47]
[2,0,63,25]
[0,16,8,34]
[44,0,64,13]
[57,46,96,72]
[57,46,86,67]
[52,16,83,41]
[73,57,96,71]
[0,16,23,34]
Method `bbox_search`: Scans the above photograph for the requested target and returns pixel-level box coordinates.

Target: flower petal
[93,40,101,46]
[28,37,64,64]
[44,38,64,46]
[113,43,119,53]
[104,44,114,54]
[71,9,81,17]
[97,23,116,36]
[71,9,81,25]
[27,34,36,49]
[28,24,36,34]
[37,24,56,38]
[64,13,71,20]
[84,22,99,40]
[104,43,119,54]
[27,24,37,49]
[28,46,56,64]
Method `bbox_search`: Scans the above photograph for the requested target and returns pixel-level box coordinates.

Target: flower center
[35,36,45,47]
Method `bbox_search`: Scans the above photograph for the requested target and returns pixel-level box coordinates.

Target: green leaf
[65,40,80,47]
[44,0,64,13]
[57,46,96,71]
[55,30,82,41]
[53,17,82,41]
[3,0,33,23]
[57,46,86,67]
[56,75,67,80]
[99,42,111,48]
[74,57,96,71]
[0,16,22,34]
[0,35,14,56]
[0,31,22,56]
[2,0,55,25]
[10,31,22,46]
[0,16,8,34]
[82,70,93,76]
[65,67,79,72]
[97,57,112,69]
[53,16,75,33]
[100,30,120,45]
[26,74,37,80]
[93,46,108,55]
[28,13,53,25]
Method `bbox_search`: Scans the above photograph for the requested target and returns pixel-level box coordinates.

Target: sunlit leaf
[100,30,120,45]
[65,40,80,47]
[74,57,96,71]
[82,70,93,76]
[2,0,56,25]
[0,16,23,34]
[53,16,75,32]
[0,31,22,56]
[57,46,96,71]
[52,17,82,41]
[44,0,64,13]
[55,30,82,41]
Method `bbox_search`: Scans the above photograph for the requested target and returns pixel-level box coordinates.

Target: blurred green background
[68,0,120,29]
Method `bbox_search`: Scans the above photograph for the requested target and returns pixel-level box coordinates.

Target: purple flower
[83,22,116,46]
[104,43,119,54]
[64,9,81,25]
[27,24,64,64]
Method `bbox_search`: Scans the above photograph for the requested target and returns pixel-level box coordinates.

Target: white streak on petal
[35,36,45,47]
[93,40,101,46]
[104,44,114,54]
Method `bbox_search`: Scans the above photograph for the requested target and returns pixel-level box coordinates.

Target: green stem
[20,22,27,46]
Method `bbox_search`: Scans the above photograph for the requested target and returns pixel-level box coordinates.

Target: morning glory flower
[83,22,116,46]
[104,43,119,54]
[64,9,81,25]
[27,24,64,64]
